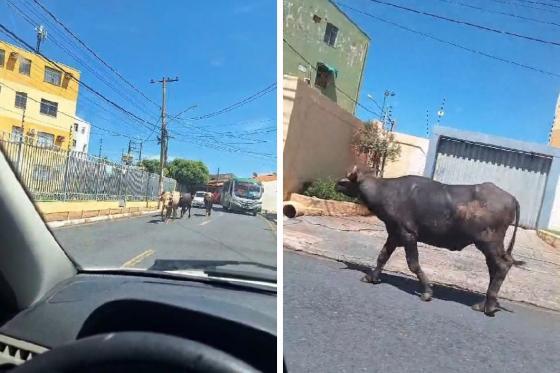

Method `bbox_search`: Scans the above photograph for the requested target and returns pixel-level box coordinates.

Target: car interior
[0,150,277,372]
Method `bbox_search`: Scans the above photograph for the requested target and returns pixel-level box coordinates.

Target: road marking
[200,220,211,226]
[121,249,155,268]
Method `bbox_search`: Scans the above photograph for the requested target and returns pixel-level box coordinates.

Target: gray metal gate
[433,137,552,228]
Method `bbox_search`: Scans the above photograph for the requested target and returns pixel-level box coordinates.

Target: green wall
[284,0,369,114]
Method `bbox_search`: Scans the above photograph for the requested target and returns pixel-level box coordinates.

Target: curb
[284,242,560,314]
[48,209,159,228]
[537,230,560,249]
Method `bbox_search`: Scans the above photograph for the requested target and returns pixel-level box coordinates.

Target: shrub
[302,178,356,202]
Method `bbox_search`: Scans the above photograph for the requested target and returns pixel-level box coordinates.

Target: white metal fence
[0,133,176,201]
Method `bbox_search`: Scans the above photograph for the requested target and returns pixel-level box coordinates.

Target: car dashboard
[0,272,277,372]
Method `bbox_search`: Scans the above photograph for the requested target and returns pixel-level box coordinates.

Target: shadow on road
[147,219,163,224]
[340,260,488,310]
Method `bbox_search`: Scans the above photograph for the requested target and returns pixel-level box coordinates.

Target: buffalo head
[336,165,361,198]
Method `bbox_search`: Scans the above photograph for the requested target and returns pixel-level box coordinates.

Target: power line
[365,0,560,47]
[488,0,559,14]
[283,38,381,116]
[501,0,560,13]
[338,3,560,78]
[0,24,159,132]
[434,0,560,28]
[0,81,145,139]
[188,83,276,121]
[30,0,160,109]
[6,0,157,120]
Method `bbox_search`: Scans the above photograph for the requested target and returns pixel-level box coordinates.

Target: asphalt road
[52,206,276,275]
[284,251,560,373]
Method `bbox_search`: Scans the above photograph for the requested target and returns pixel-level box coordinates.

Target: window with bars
[15,92,27,109]
[323,23,338,47]
[0,49,5,67]
[37,132,54,147]
[19,58,31,76]
[40,99,58,117]
[11,126,23,142]
[44,66,62,86]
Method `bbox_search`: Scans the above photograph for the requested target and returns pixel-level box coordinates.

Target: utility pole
[98,138,103,158]
[35,25,47,53]
[380,90,395,129]
[16,108,26,173]
[436,98,446,126]
[216,167,220,181]
[151,76,179,207]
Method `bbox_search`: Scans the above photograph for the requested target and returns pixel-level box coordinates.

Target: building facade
[72,116,90,153]
[0,40,80,150]
[284,0,369,114]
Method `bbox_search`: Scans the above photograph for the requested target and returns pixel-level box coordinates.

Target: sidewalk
[284,215,560,312]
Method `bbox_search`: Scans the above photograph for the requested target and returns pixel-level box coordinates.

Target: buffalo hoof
[420,292,433,302]
[472,301,499,317]
[361,274,380,284]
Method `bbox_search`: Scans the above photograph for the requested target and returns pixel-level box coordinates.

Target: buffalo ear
[347,165,358,182]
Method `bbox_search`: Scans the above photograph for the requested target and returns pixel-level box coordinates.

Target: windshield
[0,1,277,283]
[234,182,263,200]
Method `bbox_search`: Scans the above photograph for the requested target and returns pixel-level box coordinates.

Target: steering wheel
[12,331,260,373]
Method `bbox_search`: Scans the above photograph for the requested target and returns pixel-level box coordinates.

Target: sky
[346,0,560,143]
[1,0,277,177]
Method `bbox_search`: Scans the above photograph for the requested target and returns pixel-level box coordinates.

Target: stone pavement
[284,215,560,311]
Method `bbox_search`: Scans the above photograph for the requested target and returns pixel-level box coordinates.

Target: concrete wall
[284,0,369,114]
[384,132,429,178]
[261,180,277,213]
[283,76,362,199]
[284,75,430,200]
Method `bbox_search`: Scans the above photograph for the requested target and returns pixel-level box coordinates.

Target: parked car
[192,191,206,208]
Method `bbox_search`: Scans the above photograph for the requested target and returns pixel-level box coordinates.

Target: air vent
[0,335,47,366]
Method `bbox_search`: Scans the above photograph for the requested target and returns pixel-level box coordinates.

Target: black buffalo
[179,193,193,219]
[336,166,523,316]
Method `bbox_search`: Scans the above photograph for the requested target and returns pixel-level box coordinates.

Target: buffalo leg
[404,240,433,301]
[474,242,512,316]
[364,236,397,284]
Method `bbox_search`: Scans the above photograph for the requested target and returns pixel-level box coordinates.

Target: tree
[167,159,209,187]
[138,159,169,176]
[139,159,160,173]
[352,120,401,177]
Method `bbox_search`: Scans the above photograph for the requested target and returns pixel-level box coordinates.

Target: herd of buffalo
[336,165,525,317]
[159,191,213,222]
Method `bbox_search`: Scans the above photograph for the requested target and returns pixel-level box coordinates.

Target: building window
[74,123,79,132]
[324,23,338,47]
[44,66,62,86]
[72,139,77,148]
[40,99,58,117]
[0,49,5,67]
[82,144,87,152]
[15,92,27,109]
[11,126,23,142]
[19,58,31,76]
[315,63,335,89]
[81,127,85,134]
[37,132,54,147]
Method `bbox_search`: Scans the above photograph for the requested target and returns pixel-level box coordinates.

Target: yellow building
[0,39,80,150]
